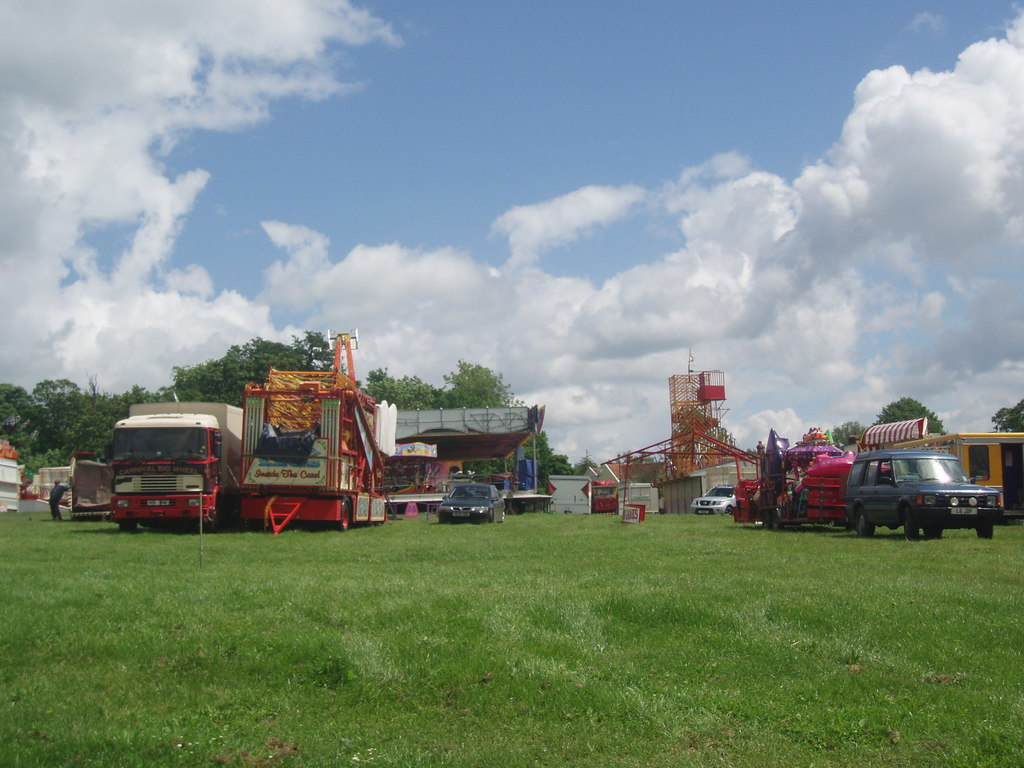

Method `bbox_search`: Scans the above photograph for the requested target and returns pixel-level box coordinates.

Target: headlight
[188,498,200,506]
[950,497,959,507]
[117,499,130,508]
[968,497,978,507]
[923,494,936,505]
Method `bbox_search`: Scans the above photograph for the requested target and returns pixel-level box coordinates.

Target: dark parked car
[437,483,506,524]
[844,449,1002,539]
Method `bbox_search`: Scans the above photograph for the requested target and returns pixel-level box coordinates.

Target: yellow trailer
[894,433,1024,518]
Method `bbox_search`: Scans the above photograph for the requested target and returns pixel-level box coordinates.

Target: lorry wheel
[902,507,921,541]
[339,507,351,532]
[854,509,875,538]
[976,523,994,539]
[117,520,138,532]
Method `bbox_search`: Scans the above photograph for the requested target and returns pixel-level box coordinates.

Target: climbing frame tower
[668,369,728,476]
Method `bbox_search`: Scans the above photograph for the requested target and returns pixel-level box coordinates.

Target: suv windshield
[113,427,208,461]
[891,457,969,484]
[706,487,733,497]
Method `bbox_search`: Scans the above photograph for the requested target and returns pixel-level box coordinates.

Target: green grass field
[1,512,1022,767]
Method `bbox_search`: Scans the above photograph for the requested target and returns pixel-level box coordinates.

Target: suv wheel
[976,522,994,539]
[902,506,921,541]
[854,508,875,538]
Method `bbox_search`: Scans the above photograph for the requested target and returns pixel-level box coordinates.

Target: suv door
[855,460,893,525]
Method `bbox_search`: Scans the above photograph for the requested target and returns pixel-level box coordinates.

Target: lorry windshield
[592,485,616,498]
[892,457,969,484]
[113,428,208,461]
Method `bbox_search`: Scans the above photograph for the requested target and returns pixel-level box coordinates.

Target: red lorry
[110,402,243,531]
[734,427,855,529]
[238,333,389,534]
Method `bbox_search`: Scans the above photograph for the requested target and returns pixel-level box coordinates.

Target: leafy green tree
[2,378,162,472]
[0,383,34,452]
[366,360,518,410]
[363,368,442,409]
[572,451,598,475]
[993,399,1024,432]
[875,397,944,433]
[830,420,865,448]
[293,331,333,372]
[28,378,84,456]
[169,335,329,406]
[519,431,572,488]
[442,360,517,408]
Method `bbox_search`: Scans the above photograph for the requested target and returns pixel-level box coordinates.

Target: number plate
[950,508,975,515]
[146,499,170,506]
[453,511,470,517]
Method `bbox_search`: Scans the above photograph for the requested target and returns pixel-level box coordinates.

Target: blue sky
[3,1,1024,461]
[165,1,1011,291]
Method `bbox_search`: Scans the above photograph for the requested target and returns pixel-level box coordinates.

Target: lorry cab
[110,403,242,531]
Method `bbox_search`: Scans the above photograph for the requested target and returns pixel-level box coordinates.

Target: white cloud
[908,12,944,34]
[0,1,398,390]
[491,184,647,267]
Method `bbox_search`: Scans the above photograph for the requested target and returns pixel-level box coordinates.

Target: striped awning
[858,418,928,450]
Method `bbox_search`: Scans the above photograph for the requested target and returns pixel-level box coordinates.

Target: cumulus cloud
[0,1,398,390]
[908,12,944,34]
[491,184,647,268]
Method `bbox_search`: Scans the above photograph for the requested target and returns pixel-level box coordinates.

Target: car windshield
[450,485,491,500]
[706,487,733,497]
[892,457,969,484]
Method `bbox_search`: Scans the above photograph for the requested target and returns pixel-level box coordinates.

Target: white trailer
[548,475,591,514]
[0,456,20,513]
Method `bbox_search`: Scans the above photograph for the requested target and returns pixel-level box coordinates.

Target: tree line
[3,335,1023,477]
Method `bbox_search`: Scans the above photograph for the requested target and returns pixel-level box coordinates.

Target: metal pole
[187,481,204,568]
[198,489,204,569]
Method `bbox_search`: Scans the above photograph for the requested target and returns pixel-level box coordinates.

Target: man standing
[49,481,68,521]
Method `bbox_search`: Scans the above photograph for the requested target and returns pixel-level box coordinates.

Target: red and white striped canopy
[858,418,928,450]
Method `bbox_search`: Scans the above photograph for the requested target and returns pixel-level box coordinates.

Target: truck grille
[119,474,203,493]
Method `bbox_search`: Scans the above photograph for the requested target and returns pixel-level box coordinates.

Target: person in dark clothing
[49,482,68,521]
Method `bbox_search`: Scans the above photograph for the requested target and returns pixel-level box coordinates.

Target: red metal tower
[668,369,728,476]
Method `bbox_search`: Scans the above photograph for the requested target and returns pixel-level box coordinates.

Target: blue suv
[845,449,1002,539]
